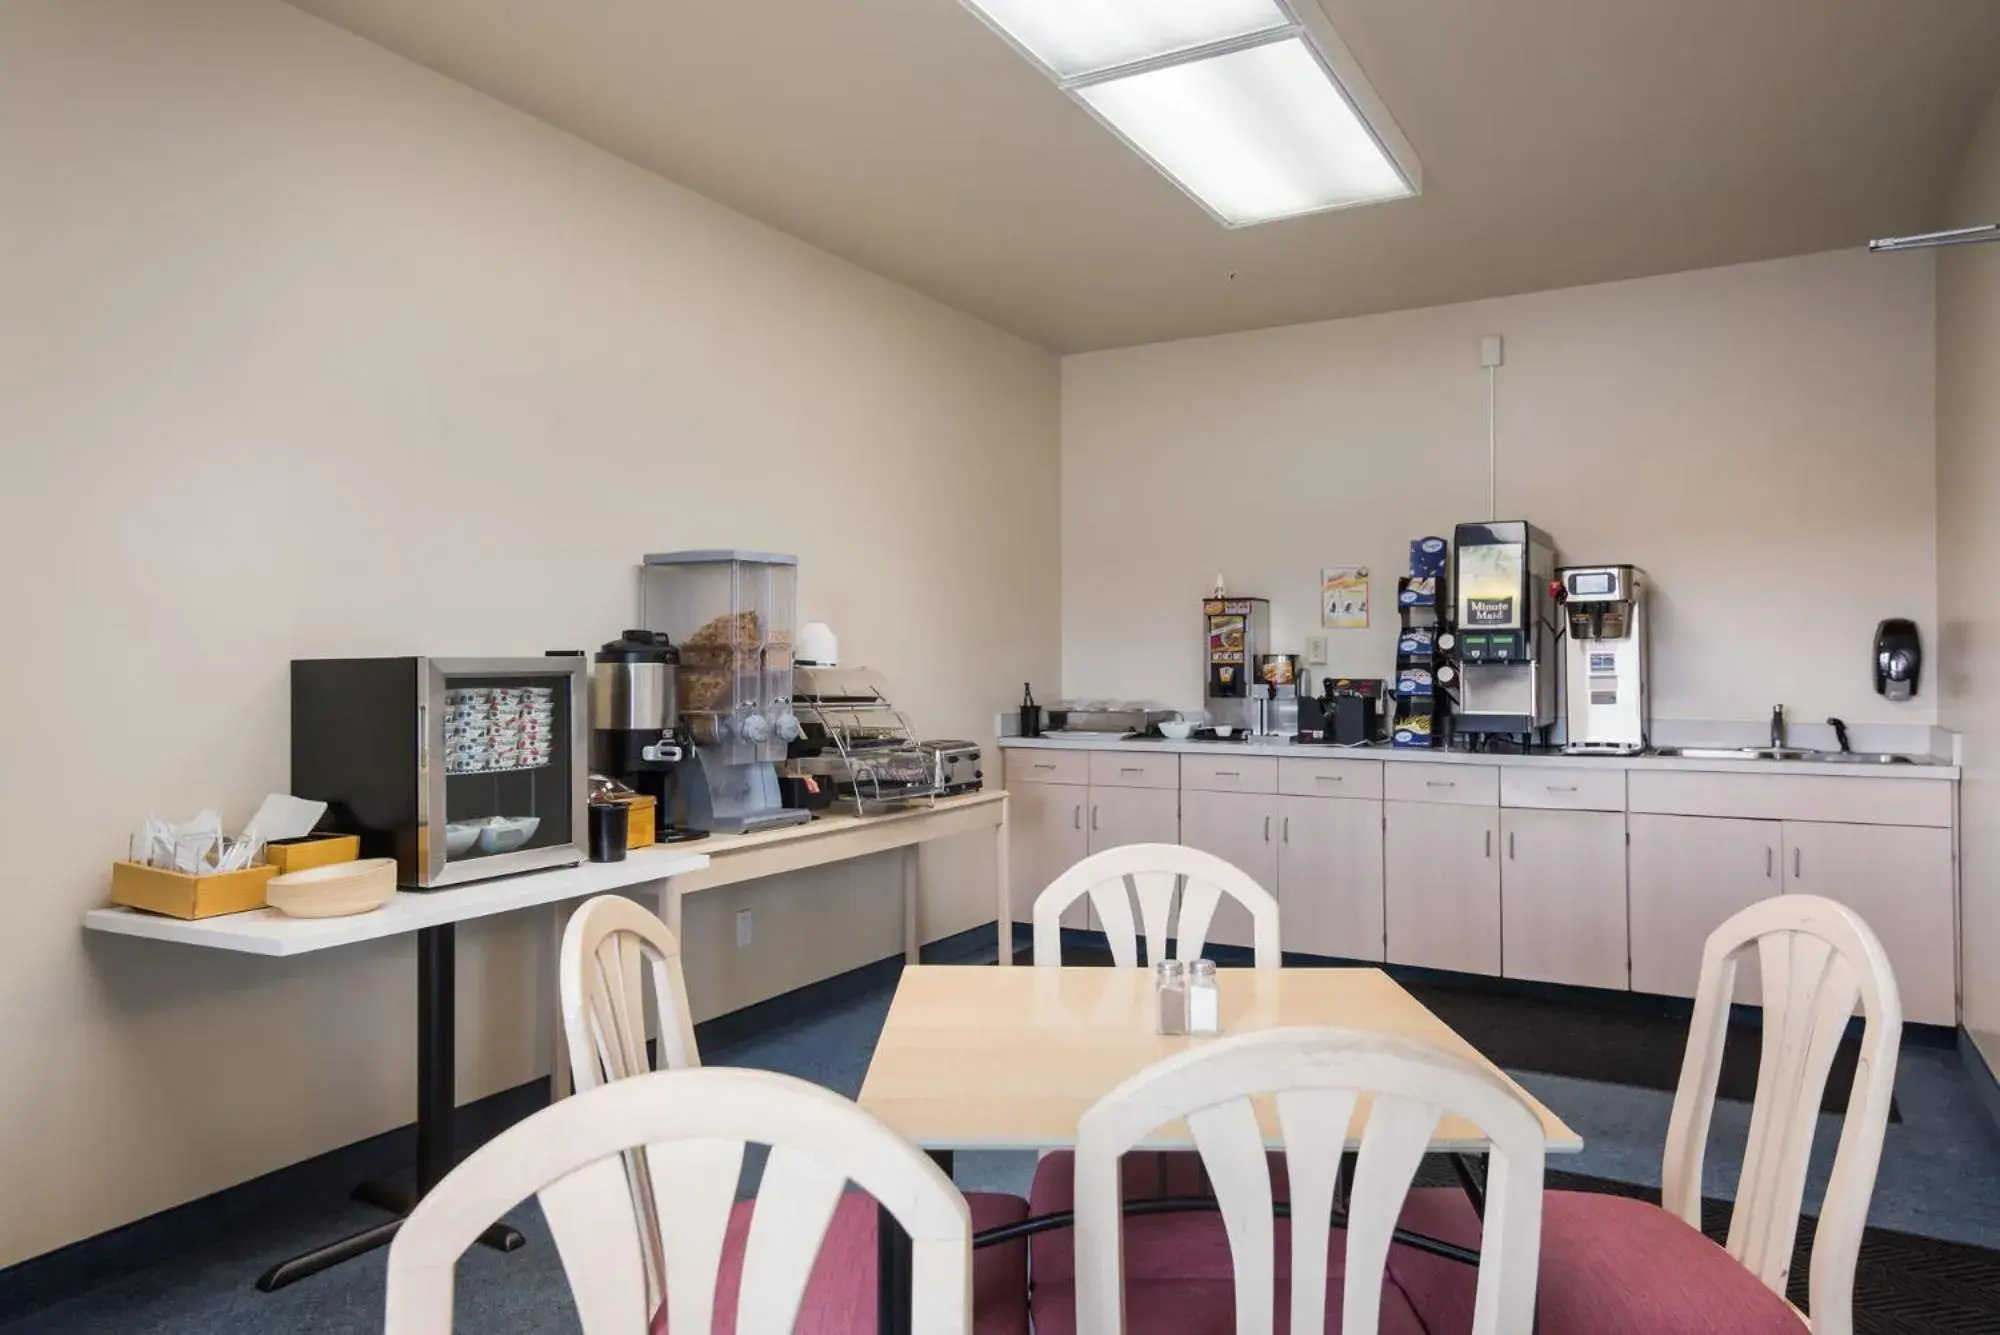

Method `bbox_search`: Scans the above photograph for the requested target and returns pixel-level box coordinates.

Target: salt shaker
[1155,959,1188,1036]
[1188,959,1221,1035]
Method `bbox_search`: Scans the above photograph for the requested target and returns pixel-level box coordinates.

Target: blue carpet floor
[4,961,1997,1332]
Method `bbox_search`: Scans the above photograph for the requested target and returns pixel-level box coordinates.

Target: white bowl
[1159,719,1195,740]
[444,822,482,856]
[1211,725,1237,738]
[266,858,398,918]
[477,816,541,854]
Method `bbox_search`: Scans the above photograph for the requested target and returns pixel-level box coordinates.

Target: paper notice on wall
[1322,567,1369,629]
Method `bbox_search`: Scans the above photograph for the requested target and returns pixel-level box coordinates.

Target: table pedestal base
[255,924,528,1292]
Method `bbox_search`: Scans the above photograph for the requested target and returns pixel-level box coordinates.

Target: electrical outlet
[1305,635,1329,665]
[735,908,753,949]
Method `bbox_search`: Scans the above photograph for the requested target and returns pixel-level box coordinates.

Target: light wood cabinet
[1384,800,1500,974]
[1783,820,1955,1025]
[1279,795,1385,961]
[1628,813,1776,1003]
[1008,780,1088,929]
[1088,785,1180,855]
[1500,808,1628,990]
[1179,787,1279,949]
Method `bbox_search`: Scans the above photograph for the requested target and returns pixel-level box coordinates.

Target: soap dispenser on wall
[1873,618,1921,701]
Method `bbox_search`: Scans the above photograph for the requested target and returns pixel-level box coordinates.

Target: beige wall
[1938,87,2000,1069]
[0,0,1059,1267]
[1062,250,1938,731]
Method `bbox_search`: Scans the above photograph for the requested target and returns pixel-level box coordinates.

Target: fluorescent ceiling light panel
[1076,37,1412,226]
[963,0,1288,80]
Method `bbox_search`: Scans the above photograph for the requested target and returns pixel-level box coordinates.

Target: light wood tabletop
[857,965,1582,1155]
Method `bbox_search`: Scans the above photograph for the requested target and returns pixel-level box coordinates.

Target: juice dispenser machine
[1557,564,1649,754]
[1452,521,1558,743]
[641,550,810,832]
[1203,596,1269,733]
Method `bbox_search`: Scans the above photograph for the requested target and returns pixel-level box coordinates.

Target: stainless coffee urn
[590,631,684,836]
[1556,566,1649,755]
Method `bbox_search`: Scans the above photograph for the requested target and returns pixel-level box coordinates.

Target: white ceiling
[289,0,2000,352]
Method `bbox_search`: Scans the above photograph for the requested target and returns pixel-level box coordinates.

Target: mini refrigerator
[291,656,590,888]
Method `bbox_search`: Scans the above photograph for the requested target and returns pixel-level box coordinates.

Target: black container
[778,774,834,812]
[1018,682,1042,739]
[588,801,629,862]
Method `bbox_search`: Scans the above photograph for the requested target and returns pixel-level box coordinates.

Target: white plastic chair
[1391,893,1902,1335]
[560,893,700,1093]
[383,1067,976,1334]
[1031,843,1281,969]
[558,894,703,1307]
[1062,1026,1546,1335]
[1662,894,1902,1333]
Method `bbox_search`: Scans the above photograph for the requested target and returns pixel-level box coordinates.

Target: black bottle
[1019,683,1042,739]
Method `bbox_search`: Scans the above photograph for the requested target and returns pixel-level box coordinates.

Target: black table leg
[255,924,521,1292]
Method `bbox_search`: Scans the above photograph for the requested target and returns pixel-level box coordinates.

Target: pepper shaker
[1155,959,1188,1036]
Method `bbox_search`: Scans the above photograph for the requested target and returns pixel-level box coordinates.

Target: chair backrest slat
[1659,894,1900,1335]
[644,1138,745,1335]
[384,1068,975,1335]
[1071,1027,1545,1335]
[1032,844,1280,968]
[734,1146,850,1333]
[1274,1087,1357,1335]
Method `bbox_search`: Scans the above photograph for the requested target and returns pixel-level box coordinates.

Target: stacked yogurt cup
[444,685,557,774]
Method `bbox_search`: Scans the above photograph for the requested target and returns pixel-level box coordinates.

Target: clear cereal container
[641,551,799,761]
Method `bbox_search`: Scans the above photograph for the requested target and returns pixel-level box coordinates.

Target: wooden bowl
[265,858,398,918]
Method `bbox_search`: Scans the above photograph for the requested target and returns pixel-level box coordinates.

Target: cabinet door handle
[1315,774,1343,784]
[1426,780,1455,788]
[1508,831,1515,860]
[1073,805,1082,830]
[1263,815,1272,842]
[1546,784,1578,793]
[1485,829,1493,858]
[1282,816,1290,843]
[1794,847,1802,879]
[1032,762,1057,770]
[1766,847,1774,878]
[1091,806,1100,832]
[1215,770,1241,778]
[1119,766,1145,774]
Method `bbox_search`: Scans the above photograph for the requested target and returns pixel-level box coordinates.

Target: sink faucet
[1828,716,1853,754]
[1770,704,1786,750]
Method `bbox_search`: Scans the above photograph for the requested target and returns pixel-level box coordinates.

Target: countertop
[997,734,1958,780]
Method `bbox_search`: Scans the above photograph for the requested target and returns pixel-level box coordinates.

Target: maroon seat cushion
[1029,1217,1429,1334]
[1029,1149,1291,1285]
[647,1189,1028,1333]
[1388,1186,1809,1335]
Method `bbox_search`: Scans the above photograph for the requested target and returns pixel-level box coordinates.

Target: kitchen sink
[1653,746,1918,765]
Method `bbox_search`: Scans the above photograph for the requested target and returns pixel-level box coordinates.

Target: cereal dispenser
[640,551,809,832]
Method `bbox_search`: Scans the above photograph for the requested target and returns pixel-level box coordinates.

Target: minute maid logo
[1466,598,1514,626]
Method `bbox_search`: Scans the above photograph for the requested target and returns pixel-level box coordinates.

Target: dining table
[855,963,1583,1335]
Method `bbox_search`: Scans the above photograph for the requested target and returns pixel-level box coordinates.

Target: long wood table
[857,964,1581,1335]
[548,789,1011,1098]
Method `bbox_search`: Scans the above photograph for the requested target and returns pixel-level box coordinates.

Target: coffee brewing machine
[589,630,689,839]
[640,550,810,833]
[1557,565,1649,754]
[1203,596,1270,733]
[1451,521,1559,745]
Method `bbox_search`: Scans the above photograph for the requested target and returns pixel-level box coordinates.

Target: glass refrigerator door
[430,660,584,881]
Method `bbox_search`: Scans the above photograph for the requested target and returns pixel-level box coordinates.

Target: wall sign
[1321,567,1369,629]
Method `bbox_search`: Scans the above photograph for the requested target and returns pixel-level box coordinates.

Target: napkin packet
[129,795,328,873]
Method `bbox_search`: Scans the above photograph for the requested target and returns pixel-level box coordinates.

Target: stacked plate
[445,685,557,774]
